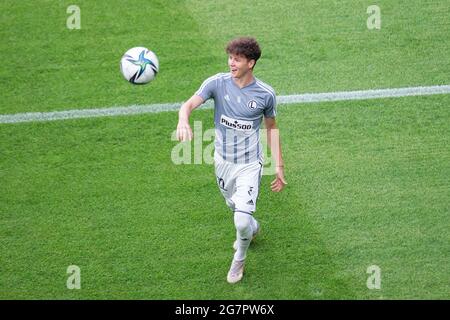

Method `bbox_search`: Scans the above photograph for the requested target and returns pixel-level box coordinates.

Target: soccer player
[176,37,287,284]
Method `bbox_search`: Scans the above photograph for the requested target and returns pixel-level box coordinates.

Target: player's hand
[176,121,193,141]
[271,166,287,192]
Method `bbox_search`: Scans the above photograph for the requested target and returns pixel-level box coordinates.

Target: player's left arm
[264,116,287,192]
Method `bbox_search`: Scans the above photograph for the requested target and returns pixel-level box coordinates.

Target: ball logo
[247,100,257,110]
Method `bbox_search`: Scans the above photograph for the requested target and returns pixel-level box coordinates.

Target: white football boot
[227,258,245,284]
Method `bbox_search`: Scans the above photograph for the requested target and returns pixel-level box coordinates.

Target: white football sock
[233,211,253,261]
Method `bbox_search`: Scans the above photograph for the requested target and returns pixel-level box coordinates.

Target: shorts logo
[220,115,253,131]
[247,100,257,110]
[218,177,227,191]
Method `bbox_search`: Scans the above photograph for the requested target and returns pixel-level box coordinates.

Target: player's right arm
[176,94,204,141]
[178,74,218,141]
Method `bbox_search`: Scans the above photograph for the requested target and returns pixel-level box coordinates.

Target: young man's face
[228,53,255,78]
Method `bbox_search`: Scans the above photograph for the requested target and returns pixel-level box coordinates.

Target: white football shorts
[214,155,263,215]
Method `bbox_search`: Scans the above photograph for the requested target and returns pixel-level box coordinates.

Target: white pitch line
[277,84,450,104]
[1,85,449,124]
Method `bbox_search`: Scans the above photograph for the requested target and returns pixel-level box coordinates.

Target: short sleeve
[264,92,277,118]
[195,75,218,101]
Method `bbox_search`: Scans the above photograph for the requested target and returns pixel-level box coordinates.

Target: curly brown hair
[226,37,261,67]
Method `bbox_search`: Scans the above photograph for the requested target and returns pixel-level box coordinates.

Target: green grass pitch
[0,0,449,299]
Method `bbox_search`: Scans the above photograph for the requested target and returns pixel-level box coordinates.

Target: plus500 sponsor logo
[220,115,253,131]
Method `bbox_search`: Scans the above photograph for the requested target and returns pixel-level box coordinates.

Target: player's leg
[214,159,236,211]
[215,159,248,283]
[233,211,254,261]
[227,161,263,283]
[233,217,259,251]
[233,160,263,248]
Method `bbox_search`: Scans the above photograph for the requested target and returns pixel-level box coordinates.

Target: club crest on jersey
[220,115,253,131]
[247,99,257,109]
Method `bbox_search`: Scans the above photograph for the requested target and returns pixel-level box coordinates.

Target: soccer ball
[120,47,159,84]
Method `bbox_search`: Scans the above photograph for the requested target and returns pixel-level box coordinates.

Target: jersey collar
[230,75,256,90]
